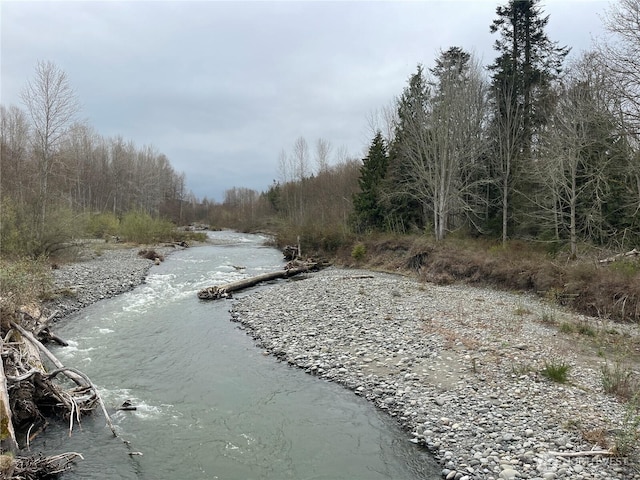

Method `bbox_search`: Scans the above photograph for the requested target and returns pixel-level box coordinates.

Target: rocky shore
[230,268,640,480]
[43,247,639,480]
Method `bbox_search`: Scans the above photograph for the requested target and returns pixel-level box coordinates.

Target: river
[38,231,440,479]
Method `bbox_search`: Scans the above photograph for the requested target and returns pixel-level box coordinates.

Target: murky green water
[38,231,440,479]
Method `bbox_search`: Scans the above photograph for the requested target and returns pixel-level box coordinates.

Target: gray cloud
[1,0,607,201]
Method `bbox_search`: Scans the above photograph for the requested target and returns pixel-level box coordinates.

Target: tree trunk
[570,173,577,259]
[502,173,509,246]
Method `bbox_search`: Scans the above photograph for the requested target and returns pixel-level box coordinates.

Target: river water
[39,231,440,479]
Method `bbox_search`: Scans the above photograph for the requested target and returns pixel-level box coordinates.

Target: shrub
[87,212,120,238]
[539,308,557,325]
[576,320,597,337]
[558,322,575,333]
[351,243,366,261]
[118,211,175,244]
[601,361,639,401]
[608,259,640,278]
[614,396,640,455]
[0,256,52,314]
[32,206,85,256]
[540,360,571,383]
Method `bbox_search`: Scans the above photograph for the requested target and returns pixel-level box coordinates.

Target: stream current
[38,231,440,479]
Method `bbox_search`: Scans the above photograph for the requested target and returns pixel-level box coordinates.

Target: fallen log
[198,264,315,300]
[599,248,640,264]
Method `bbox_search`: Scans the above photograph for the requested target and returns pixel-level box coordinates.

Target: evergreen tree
[352,131,389,232]
[488,0,570,239]
[489,0,569,157]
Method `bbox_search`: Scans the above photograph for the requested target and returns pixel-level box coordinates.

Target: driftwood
[599,248,640,264]
[198,262,316,300]
[0,337,19,458]
[11,321,87,388]
[282,245,299,261]
[1,311,138,478]
[547,449,616,457]
[12,452,84,478]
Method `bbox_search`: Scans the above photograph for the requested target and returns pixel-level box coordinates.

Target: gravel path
[230,268,640,480]
[45,248,640,480]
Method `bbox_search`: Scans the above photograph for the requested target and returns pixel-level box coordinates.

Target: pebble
[499,469,519,479]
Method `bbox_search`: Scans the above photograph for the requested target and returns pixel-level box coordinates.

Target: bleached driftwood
[197,264,315,300]
[547,449,616,457]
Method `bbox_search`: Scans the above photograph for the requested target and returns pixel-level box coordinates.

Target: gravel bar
[230,267,640,480]
[45,245,179,319]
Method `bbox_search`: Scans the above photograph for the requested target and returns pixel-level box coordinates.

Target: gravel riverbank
[44,247,639,480]
[44,244,179,319]
[230,268,640,480]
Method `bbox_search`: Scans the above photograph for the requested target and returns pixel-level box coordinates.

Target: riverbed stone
[499,468,519,479]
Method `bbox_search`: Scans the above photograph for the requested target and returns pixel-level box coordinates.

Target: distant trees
[0,61,192,255]
[8,3,637,258]
[216,0,640,255]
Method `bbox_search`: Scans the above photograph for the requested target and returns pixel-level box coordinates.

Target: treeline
[207,137,362,250]
[1,61,196,256]
[4,1,639,260]
[210,0,640,257]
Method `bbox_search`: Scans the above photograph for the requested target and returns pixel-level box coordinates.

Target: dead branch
[12,452,84,478]
[10,321,87,387]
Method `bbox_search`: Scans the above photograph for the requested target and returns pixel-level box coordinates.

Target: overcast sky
[1,0,609,201]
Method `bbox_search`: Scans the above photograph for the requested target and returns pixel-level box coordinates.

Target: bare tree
[314,138,332,174]
[536,53,624,257]
[598,0,640,134]
[490,79,523,245]
[292,136,310,181]
[394,52,487,240]
[366,101,398,146]
[59,122,99,212]
[20,60,80,233]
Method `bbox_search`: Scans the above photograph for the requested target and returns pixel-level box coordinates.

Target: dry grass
[322,234,640,324]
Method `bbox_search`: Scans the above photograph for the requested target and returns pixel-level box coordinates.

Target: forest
[1,0,639,258]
